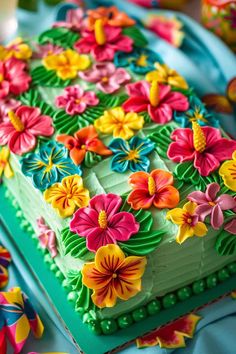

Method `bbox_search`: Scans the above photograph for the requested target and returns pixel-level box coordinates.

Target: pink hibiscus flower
[74,24,133,62]
[0,58,31,99]
[188,183,236,230]
[0,105,54,155]
[53,8,84,32]
[70,193,140,252]
[122,81,189,124]
[167,125,236,176]
[79,62,131,94]
[32,43,64,59]
[55,85,99,115]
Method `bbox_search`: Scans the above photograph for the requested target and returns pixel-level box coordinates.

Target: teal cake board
[0,184,236,354]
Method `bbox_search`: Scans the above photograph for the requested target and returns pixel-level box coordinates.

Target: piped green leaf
[122,26,148,47]
[31,66,71,88]
[148,125,174,159]
[61,227,93,261]
[38,27,80,49]
[215,229,236,256]
[19,88,55,116]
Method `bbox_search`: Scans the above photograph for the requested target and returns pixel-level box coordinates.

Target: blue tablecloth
[2,1,236,353]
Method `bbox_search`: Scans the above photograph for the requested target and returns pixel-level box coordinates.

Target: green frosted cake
[0,5,236,348]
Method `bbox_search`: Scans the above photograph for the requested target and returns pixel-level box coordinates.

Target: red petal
[122,97,149,113]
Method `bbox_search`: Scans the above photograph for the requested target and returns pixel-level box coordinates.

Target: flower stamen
[98,210,108,229]
[148,176,156,196]
[192,121,206,153]
[149,80,160,107]
[8,110,24,132]
[136,54,148,67]
[0,73,4,83]
[94,19,106,45]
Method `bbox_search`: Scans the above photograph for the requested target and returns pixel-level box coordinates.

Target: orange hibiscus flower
[82,244,147,308]
[87,6,135,29]
[127,169,180,210]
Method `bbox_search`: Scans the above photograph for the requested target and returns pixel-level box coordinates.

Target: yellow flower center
[98,210,108,229]
[81,144,86,149]
[75,99,81,104]
[186,217,192,224]
[136,54,148,67]
[0,73,4,83]
[44,156,54,173]
[67,193,73,199]
[101,76,109,82]
[112,273,118,279]
[192,121,206,153]
[209,201,216,206]
[8,110,24,132]
[94,19,106,45]
[126,149,139,162]
[149,80,160,107]
[148,176,156,196]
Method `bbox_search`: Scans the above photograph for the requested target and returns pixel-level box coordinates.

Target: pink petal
[74,37,94,54]
[217,194,236,210]
[8,130,36,155]
[203,127,222,147]
[29,115,54,137]
[171,128,194,146]
[65,85,84,98]
[86,228,115,252]
[97,81,120,94]
[0,81,10,99]
[105,26,122,42]
[92,45,115,62]
[195,204,212,221]
[55,95,68,108]
[83,91,99,106]
[148,103,172,123]
[206,183,220,201]
[194,152,220,176]
[207,138,236,162]
[108,211,139,242]
[211,204,224,230]
[96,62,116,76]
[122,97,149,113]
[66,100,87,114]
[224,219,236,235]
[167,141,195,163]
[125,81,150,99]
[110,68,131,85]
[89,194,122,219]
[112,35,133,52]
[0,121,15,145]
[187,191,208,204]
[163,91,189,111]
[70,208,99,237]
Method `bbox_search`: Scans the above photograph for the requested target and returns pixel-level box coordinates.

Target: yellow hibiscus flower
[219,151,236,192]
[44,174,90,218]
[146,63,188,90]
[0,37,32,61]
[166,201,208,244]
[94,106,144,140]
[0,147,14,180]
[43,49,91,80]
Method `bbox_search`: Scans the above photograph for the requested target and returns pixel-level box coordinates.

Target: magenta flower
[55,85,99,115]
[0,105,54,155]
[0,58,31,99]
[79,62,131,94]
[32,43,64,59]
[224,219,236,235]
[0,98,21,122]
[53,8,84,32]
[74,25,133,62]
[188,183,236,230]
[37,217,57,258]
[70,193,140,252]
[122,81,189,124]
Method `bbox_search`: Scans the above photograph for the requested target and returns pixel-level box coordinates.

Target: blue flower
[114,48,163,75]
[109,136,155,173]
[174,95,219,128]
[21,141,81,191]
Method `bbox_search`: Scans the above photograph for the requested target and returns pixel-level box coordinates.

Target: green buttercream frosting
[61,227,93,261]
[215,228,236,256]
[38,27,80,49]
[19,88,55,116]
[83,152,102,169]
[122,26,148,47]
[31,66,71,87]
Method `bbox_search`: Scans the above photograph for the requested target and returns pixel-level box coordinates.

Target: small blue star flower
[21,141,81,191]
[174,95,219,128]
[114,47,163,75]
[109,136,155,173]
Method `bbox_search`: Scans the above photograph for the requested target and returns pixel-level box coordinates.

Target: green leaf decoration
[148,125,175,159]
[19,89,55,116]
[97,92,128,108]
[215,229,236,256]
[174,162,201,186]
[118,194,164,256]
[31,66,71,88]
[83,151,102,169]
[172,87,195,97]
[38,27,80,49]
[61,227,93,261]
[122,26,148,47]
[142,111,151,124]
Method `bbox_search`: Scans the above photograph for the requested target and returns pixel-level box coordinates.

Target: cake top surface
[1,5,236,312]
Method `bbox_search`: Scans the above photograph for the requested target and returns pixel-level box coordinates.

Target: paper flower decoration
[70,193,139,252]
[21,141,81,191]
[145,15,184,47]
[81,244,146,308]
[0,58,31,99]
[55,85,99,115]
[0,37,32,61]
[53,8,84,31]
[32,43,64,59]
[74,21,133,62]
[188,182,236,230]
[0,98,21,121]
[219,151,236,192]
[127,169,180,210]
[0,287,44,354]
[167,123,236,176]
[0,245,11,289]
[0,147,14,182]
[146,63,188,89]
[114,47,163,74]
[0,106,54,155]
[137,313,201,349]
[43,49,91,80]
[174,95,219,128]
[94,106,144,140]
[108,136,155,173]
[37,217,57,258]
[57,125,112,165]
[44,175,90,218]
[166,201,208,244]
[123,81,189,124]
[86,6,135,28]
[79,62,131,94]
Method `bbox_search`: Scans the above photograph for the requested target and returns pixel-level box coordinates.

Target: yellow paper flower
[146,63,188,90]
[0,147,14,180]
[94,107,144,140]
[82,244,147,308]
[0,37,32,61]
[219,151,236,192]
[43,49,91,80]
[166,201,208,244]
[44,174,90,218]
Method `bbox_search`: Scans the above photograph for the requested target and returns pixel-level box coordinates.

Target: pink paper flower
[0,58,31,99]
[122,81,189,124]
[188,183,236,230]
[79,62,131,94]
[32,43,64,59]
[55,85,99,115]
[167,124,236,176]
[74,24,133,62]
[70,193,140,252]
[0,105,54,155]
[37,217,57,258]
[53,8,84,32]
[0,98,21,122]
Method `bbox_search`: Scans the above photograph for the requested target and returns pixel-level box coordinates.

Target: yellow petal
[44,183,65,203]
[95,244,125,273]
[125,112,144,129]
[146,70,160,83]
[82,262,111,290]
[76,54,91,71]
[183,201,197,215]
[168,75,188,90]
[166,208,185,225]
[92,284,117,308]
[113,125,134,140]
[115,278,142,301]
[57,68,78,80]
[232,151,236,160]
[43,54,62,70]
[4,162,14,179]
[119,255,147,280]
[194,222,208,237]
[219,160,236,192]
[15,315,30,343]
[176,224,194,244]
